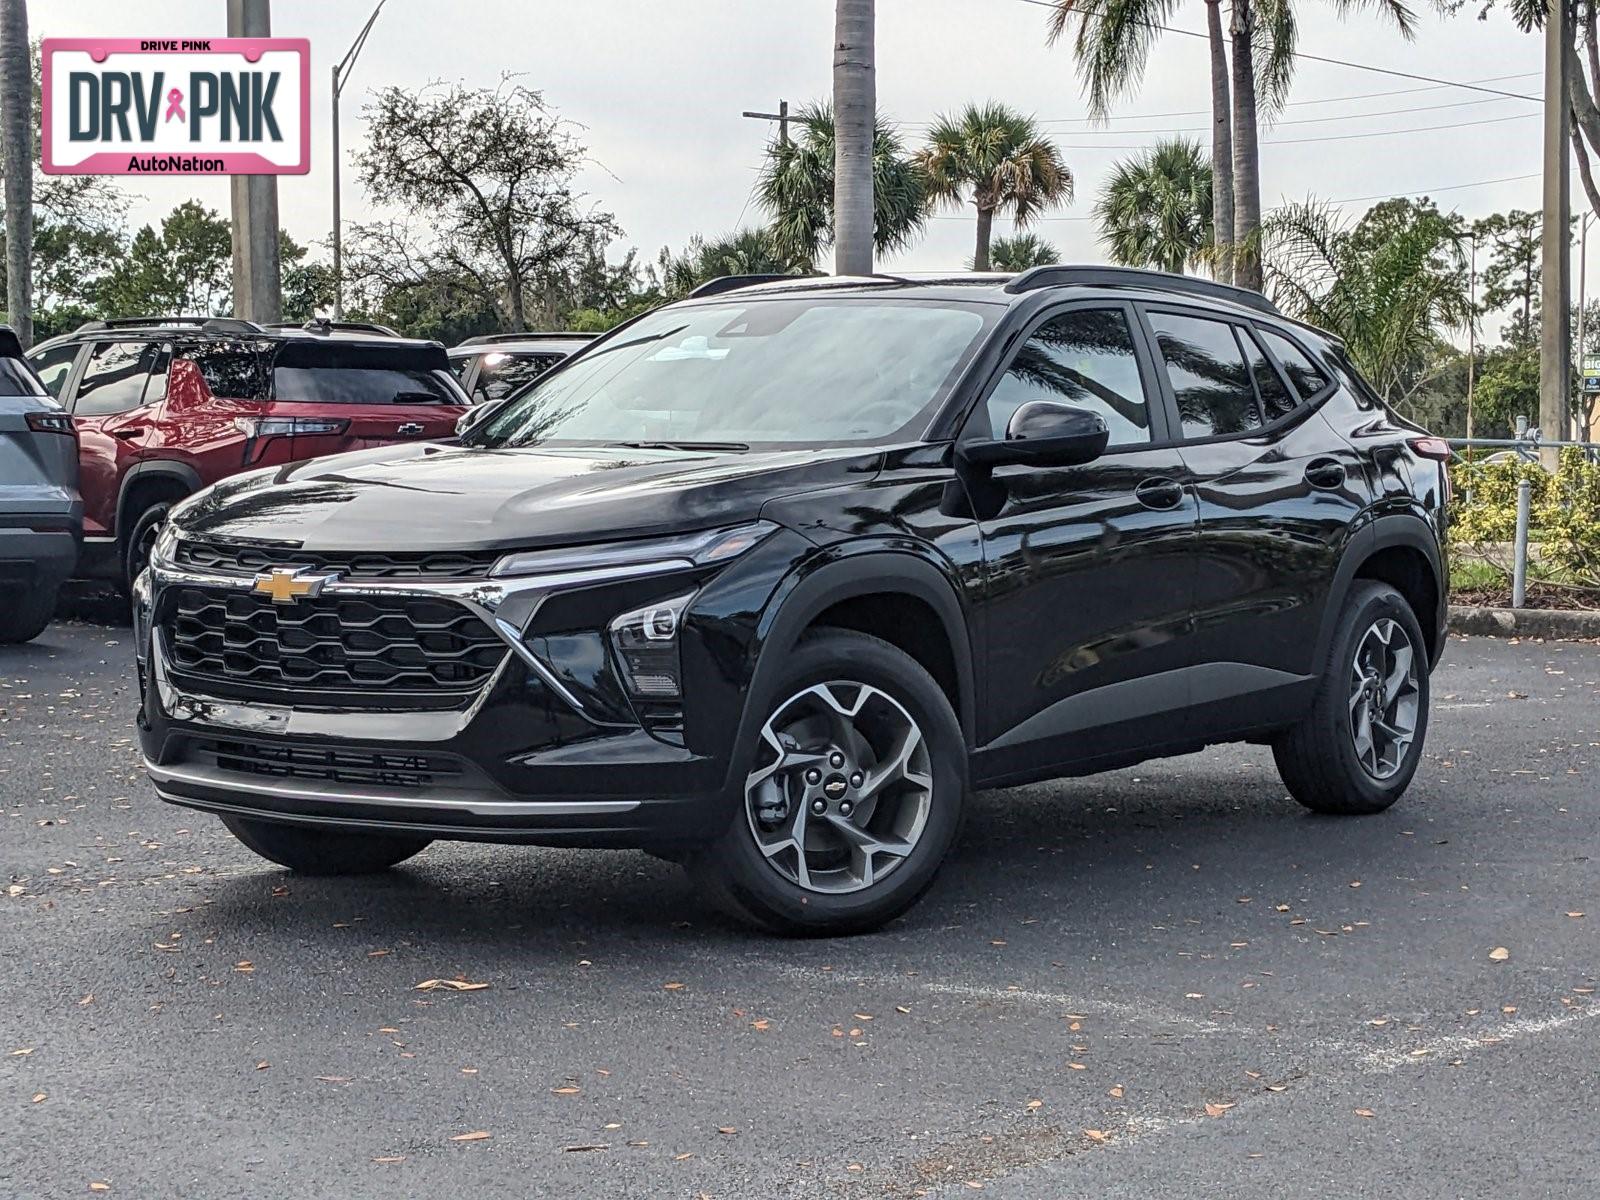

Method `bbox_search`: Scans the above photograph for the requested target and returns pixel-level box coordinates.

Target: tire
[222,816,431,875]
[0,586,57,644]
[1273,581,1430,815]
[687,629,966,936]
[122,500,175,596]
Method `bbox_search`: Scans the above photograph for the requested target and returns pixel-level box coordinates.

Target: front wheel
[223,816,431,875]
[1273,581,1430,815]
[688,630,966,936]
[122,500,174,596]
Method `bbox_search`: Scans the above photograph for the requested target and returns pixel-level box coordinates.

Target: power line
[1006,0,1543,102]
[1024,109,1538,151]
[926,169,1542,221]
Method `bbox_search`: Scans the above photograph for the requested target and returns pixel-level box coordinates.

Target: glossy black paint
[137,276,1449,848]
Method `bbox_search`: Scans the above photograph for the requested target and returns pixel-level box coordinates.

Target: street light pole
[1539,0,1571,469]
[331,0,386,321]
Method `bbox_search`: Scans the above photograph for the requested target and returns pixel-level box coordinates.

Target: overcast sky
[41,0,1568,300]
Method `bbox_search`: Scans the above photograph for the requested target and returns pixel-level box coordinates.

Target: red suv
[27,317,469,591]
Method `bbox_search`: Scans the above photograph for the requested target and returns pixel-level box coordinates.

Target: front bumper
[131,535,803,847]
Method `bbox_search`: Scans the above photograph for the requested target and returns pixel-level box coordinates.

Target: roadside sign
[41,38,310,176]
[1584,352,1600,394]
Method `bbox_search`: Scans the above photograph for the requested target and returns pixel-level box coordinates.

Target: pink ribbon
[164,88,184,123]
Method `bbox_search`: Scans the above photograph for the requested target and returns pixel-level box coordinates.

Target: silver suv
[0,326,81,643]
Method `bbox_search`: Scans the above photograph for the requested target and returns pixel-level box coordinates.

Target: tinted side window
[985,308,1150,445]
[0,356,46,397]
[183,343,271,400]
[1239,330,1297,422]
[74,341,159,416]
[474,352,562,404]
[449,354,474,381]
[1147,313,1262,439]
[273,366,461,406]
[1259,329,1331,399]
[28,343,78,398]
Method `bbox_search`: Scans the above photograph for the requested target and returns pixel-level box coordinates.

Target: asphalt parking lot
[3,594,1597,1199]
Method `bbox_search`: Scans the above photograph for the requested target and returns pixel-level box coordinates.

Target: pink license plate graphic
[42,38,310,175]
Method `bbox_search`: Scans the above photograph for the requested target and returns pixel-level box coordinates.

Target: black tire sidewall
[1321,583,1432,808]
[701,630,966,935]
[123,501,173,596]
[0,587,57,643]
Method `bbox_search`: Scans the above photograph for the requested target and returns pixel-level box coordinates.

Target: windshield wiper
[609,440,751,452]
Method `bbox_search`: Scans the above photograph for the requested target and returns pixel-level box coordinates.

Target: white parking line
[1357,1002,1600,1073]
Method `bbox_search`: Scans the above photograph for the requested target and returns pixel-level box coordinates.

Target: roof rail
[200,317,268,336]
[456,330,600,346]
[685,273,806,299]
[72,315,217,334]
[263,318,402,337]
[1004,265,1280,316]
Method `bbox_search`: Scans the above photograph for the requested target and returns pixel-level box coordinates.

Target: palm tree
[986,233,1061,271]
[918,102,1073,273]
[1095,138,1212,274]
[757,102,926,270]
[1,0,31,346]
[832,0,876,276]
[658,229,804,299]
[1047,0,1414,291]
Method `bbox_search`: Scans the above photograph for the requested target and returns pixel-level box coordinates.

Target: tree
[986,232,1061,270]
[1095,137,1213,274]
[756,102,926,269]
[658,229,804,300]
[1473,209,1541,347]
[1,0,30,345]
[1047,0,1413,289]
[280,232,335,322]
[355,77,619,330]
[1264,196,1470,411]
[833,0,876,276]
[917,102,1072,272]
[99,202,233,317]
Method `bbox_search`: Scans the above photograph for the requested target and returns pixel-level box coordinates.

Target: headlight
[608,592,695,699]
[131,568,154,664]
[490,521,776,581]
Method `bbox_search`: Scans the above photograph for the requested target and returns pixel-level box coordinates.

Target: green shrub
[1449,449,1600,590]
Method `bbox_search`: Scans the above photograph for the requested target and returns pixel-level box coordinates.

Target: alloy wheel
[1348,617,1420,781]
[744,681,934,894]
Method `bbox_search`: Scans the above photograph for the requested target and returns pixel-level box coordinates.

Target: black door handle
[1305,458,1345,489]
[112,429,145,440]
[1134,477,1185,510]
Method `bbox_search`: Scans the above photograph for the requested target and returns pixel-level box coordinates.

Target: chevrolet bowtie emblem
[252,567,336,604]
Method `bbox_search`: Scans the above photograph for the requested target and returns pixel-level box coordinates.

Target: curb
[1448,604,1600,640]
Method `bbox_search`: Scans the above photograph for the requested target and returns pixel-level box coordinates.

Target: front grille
[199,738,463,790]
[174,541,500,580]
[163,587,508,698]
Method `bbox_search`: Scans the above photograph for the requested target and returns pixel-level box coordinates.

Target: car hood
[171,441,882,552]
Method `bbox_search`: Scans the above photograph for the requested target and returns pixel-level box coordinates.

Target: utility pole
[741,100,791,147]
[1539,0,1571,469]
[1466,232,1477,442]
[332,1,386,321]
[1578,213,1593,440]
[227,0,281,323]
[832,0,876,277]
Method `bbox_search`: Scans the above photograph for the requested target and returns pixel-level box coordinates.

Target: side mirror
[958,401,1110,470]
[455,397,507,437]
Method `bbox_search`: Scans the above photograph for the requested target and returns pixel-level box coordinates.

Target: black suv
[136,268,1448,935]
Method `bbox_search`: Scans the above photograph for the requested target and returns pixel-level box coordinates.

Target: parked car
[448,332,596,405]
[135,268,1449,935]
[0,326,81,643]
[28,317,469,593]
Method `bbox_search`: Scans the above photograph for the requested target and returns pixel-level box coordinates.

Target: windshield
[468,297,992,449]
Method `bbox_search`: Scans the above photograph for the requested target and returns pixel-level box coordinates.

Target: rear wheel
[0,586,58,644]
[122,500,175,595]
[688,630,965,936]
[1273,582,1429,815]
[223,816,431,875]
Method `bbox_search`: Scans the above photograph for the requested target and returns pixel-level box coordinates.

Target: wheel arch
[751,546,977,748]
[116,462,201,542]
[1319,515,1445,667]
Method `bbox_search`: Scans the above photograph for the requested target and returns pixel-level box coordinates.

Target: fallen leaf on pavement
[1488,947,1510,962]
[372,1156,405,1163]
[1108,1085,1125,1099]
[1205,1102,1234,1118]
[1084,1129,1110,1143]
[563,1144,609,1153]
[414,979,490,992]
[663,982,686,991]
[718,1127,738,1135]
[1354,1108,1375,1119]
[1025,1099,1042,1111]
[450,1131,491,1142]
[551,1086,581,1096]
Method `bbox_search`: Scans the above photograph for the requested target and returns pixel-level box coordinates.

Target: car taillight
[1407,436,1452,461]
[25,411,75,436]
[231,417,350,438]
